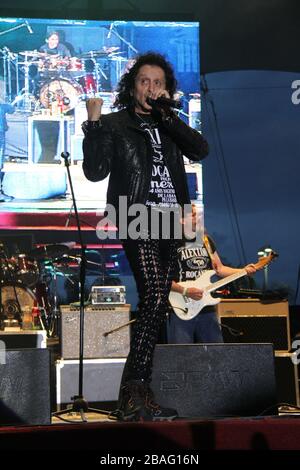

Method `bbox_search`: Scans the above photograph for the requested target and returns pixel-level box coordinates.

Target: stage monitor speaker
[0,348,51,425]
[151,343,277,418]
[60,304,131,359]
[56,358,126,408]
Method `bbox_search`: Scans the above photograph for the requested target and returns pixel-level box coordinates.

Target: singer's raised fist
[86,98,103,121]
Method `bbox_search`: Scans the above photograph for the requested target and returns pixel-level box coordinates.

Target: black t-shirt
[175,235,216,282]
[135,113,178,207]
[39,43,71,57]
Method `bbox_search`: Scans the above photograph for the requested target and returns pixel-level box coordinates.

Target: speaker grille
[60,305,130,359]
[152,344,277,418]
[0,349,51,425]
[220,316,289,350]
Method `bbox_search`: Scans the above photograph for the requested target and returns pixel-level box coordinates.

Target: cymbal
[103,46,120,53]
[29,244,69,259]
[19,51,47,57]
[80,50,109,58]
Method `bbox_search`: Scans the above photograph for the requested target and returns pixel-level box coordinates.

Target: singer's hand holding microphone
[146,96,182,109]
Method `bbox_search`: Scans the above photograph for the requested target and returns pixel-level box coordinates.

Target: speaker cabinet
[56,358,125,407]
[60,305,131,359]
[217,299,290,351]
[151,343,277,418]
[0,348,51,425]
[27,116,74,164]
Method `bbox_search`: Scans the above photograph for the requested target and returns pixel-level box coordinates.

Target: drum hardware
[0,47,19,102]
[0,243,23,328]
[79,50,111,93]
[44,257,79,338]
[13,254,39,287]
[16,51,40,112]
[27,244,73,337]
[0,23,36,99]
[29,243,70,260]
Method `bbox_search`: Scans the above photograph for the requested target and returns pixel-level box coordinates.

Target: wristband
[82,119,102,134]
[182,287,188,296]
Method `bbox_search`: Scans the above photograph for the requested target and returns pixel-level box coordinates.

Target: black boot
[116,379,178,422]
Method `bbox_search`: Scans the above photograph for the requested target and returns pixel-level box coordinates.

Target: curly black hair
[113,52,177,110]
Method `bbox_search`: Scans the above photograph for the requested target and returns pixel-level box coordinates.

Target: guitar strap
[203,234,215,263]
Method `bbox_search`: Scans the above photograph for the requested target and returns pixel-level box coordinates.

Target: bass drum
[40,78,83,112]
[0,283,36,325]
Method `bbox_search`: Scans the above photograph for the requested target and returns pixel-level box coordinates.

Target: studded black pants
[122,237,180,382]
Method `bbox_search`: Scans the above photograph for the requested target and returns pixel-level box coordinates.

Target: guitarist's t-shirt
[174,235,217,314]
[174,235,217,282]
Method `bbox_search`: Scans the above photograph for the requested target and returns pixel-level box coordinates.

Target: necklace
[135,112,157,132]
[135,113,158,141]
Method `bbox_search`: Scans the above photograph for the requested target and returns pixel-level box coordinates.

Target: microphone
[107,23,113,39]
[24,20,33,34]
[147,96,182,109]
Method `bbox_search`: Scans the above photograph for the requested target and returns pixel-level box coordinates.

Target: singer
[82,52,209,422]
[167,204,257,344]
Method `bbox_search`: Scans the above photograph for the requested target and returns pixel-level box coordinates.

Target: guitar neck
[205,269,248,293]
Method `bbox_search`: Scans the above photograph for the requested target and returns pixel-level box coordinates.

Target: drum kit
[0,243,79,335]
[0,241,108,335]
[1,46,124,113]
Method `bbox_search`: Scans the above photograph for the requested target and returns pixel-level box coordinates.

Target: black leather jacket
[82,108,209,209]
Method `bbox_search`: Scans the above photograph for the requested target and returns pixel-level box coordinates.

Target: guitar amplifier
[91,286,126,305]
[217,299,290,351]
[60,304,131,359]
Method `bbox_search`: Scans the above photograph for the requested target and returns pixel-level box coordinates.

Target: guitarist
[167,204,257,344]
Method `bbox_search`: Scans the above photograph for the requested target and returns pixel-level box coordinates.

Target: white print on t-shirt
[144,125,177,206]
[177,243,212,282]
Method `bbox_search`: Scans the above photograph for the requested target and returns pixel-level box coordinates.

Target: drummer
[39,31,71,58]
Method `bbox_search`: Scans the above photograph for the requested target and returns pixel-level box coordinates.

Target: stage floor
[1,414,300,453]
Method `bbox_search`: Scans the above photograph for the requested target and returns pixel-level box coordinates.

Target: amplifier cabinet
[60,304,131,359]
[217,299,290,351]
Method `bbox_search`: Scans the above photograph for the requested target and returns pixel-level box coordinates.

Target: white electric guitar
[169,252,277,320]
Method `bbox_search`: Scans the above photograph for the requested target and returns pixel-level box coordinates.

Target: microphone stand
[53,152,111,422]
